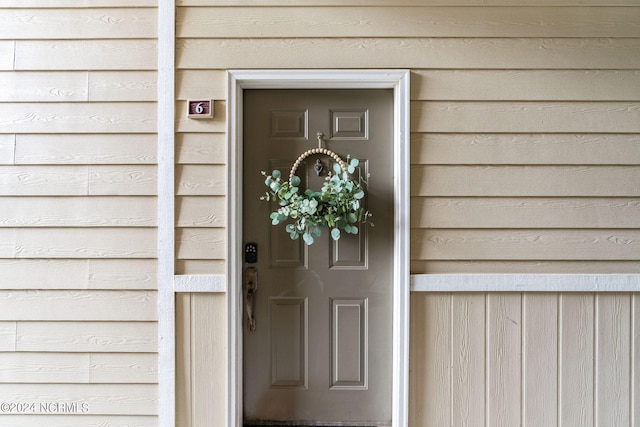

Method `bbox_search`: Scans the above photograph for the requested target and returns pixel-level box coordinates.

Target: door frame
[226,69,410,427]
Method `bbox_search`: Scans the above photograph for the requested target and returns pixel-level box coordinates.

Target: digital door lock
[245,242,258,263]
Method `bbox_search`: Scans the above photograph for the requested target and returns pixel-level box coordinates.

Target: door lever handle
[244,267,258,332]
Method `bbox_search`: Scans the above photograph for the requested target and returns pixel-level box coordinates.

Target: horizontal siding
[0,71,87,101]
[15,321,157,353]
[0,1,157,6]
[176,165,225,195]
[0,228,156,258]
[176,70,227,101]
[177,196,226,227]
[89,71,157,101]
[176,133,226,164]
[176,228,225,260]
[411,166,640,197]
[0,4,159,424]
[411,101,640,133]
[411,229,640,260]
[0,197,156,227]
[14,134,157,164]
[0,322,16,351]
[0,103,156,133]
[410,292,640,427]
[175,129,227,266]
[89,353,157,383]
[0,290,157,321]
[0,259,157,290]
[177,38,640,70]
[0,352,157,383]
[89,165,157,195]
[411,261,640,274]
[0,416,158,427]
[0,71,157,102]
[410,134,640,165]
[411,198,640,229]
[177,7,640,38]
[0,384,157,415]
[0,134,13,163]
[175,259,226,275]
[0,41,13,70]
[0,165,157,195]
[175,5,640,274]
[410,70,640,101]
[175,69,227,266]
[14,40,157,70]
[0,8,157,39]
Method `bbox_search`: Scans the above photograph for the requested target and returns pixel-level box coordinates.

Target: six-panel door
[242,89,394,425]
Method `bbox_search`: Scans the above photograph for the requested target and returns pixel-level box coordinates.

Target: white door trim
[226,69,411,427]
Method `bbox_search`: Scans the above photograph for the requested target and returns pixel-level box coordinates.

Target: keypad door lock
[245,243,257,263]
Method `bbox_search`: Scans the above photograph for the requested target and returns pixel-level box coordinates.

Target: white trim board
[226,69,411,427]
[157,0,175,427]
[411,274,640,292]
[174,274,227,293]
[173,273,640,293]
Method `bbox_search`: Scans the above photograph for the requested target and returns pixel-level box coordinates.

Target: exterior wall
[175,1,640,427]
[0,2,159,426]
[1,1,639,427]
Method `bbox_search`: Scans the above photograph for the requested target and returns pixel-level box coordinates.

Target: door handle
[244,267,258,332]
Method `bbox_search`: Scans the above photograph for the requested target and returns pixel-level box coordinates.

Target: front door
[242,89,393,426]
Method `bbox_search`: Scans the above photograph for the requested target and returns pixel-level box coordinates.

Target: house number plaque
[187,99,214,119]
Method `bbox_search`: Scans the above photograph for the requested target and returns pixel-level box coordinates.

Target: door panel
[270,297,307,388]
[331,297,368,389]
[242,89,393,425]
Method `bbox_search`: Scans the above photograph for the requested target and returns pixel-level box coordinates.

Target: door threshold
[244,425,381,427]
[244,423,387,427]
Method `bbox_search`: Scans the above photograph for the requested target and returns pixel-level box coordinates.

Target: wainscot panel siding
[410,292,640,427]
[176,293,226,427]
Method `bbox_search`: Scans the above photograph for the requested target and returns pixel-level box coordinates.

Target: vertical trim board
[158,1,175,427]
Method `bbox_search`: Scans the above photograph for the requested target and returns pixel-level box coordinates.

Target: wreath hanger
[288,132,349,184]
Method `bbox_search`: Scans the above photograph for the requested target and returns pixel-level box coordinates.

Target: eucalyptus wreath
[261,157,372,245]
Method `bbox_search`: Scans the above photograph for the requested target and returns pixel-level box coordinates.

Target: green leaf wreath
[261,157,372,245]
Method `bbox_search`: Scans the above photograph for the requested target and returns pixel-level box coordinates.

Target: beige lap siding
[0,2,159,425]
